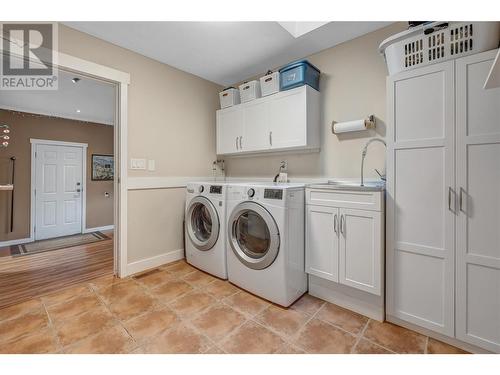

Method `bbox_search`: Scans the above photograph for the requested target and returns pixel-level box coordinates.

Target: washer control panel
[247,188,255,198]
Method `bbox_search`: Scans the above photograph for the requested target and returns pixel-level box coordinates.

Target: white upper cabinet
[268,87,307,149]
[216,85,320,155]
[242,100,269,152]
[216,106,244,155]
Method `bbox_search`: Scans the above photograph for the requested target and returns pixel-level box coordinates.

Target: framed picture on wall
[91,154,114,181]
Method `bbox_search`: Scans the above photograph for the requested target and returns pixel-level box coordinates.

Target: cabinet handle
[239,136,242,149]
[459,187,466,212]
[269,131,273,146]
[340,215,345,235]
[235,137,239,150]
[448,186,456,212]
[334,214,338,235]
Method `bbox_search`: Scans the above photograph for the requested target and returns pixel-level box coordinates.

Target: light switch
[130,158,146,170]
[148,159,155,171]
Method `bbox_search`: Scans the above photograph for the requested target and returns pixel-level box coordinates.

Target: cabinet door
[268,86,307,149]
[386,60,455,336]
[305,205,339,282]
[216,107,243,155]
[242,100,270,152]
[456,50,500,353]
[339,208,382,295]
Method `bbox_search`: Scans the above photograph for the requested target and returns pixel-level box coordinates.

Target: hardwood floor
[0,234,113,309]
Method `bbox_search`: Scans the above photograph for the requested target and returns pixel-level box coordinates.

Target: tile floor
[0,260,469,354]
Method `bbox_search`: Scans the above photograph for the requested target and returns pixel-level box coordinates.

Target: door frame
[30,139,88,241]
[0,45,130,277]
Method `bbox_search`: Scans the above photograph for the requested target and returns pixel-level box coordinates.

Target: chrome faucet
[361,138,386,186]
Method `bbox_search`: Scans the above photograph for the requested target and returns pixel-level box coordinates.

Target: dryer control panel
[264,188,283,200]
[210,185,223,194]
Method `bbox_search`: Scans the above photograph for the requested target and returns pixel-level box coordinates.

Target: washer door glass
[187,196,219,251]
[228,202,279,270]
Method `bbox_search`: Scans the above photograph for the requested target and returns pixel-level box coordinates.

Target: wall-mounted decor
[91,154,114,181]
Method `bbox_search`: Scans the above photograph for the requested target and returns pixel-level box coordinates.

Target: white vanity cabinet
[387,49,500,353]
[305,186,385,319]
[216,85,320,155]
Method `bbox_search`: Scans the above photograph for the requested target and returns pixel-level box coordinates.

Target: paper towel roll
[332,116,376,134]
[333,119,367,133]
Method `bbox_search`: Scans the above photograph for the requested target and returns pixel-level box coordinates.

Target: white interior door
[386,60,455,336]
[35,143,84,240]
[456,50,500,353]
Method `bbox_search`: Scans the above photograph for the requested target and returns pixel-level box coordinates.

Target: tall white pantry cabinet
[386,49,500,353]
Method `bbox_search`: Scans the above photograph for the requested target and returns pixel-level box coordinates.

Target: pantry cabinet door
[268,86,307,150]
[386,60,455,336]
[339,208,383,295]
[306,205,339,282]
[242,100,270,152]
[216,107,244,155]
[456,50,500,353]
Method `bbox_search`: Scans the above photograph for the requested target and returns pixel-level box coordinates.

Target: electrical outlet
[130,158,146,170]
[148,159,156,171]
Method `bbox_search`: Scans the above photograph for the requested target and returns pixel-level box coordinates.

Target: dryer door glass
[187,196,220,251]
[228,202,280,270]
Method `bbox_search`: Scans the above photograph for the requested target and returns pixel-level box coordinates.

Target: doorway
[0,49,129,308]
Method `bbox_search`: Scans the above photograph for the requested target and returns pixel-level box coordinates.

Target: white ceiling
[0,70,115,125]
[63,22,392,86]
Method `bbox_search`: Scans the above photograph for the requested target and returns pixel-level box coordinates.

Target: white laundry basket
[379,22,500,75]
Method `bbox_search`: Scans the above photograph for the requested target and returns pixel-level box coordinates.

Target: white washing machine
[226,183,307,307]
[185,182,228,279]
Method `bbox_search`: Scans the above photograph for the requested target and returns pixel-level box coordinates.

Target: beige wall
[225,23,406,180]
[57,24,222,264]
[52,23,404,269]
[0,109,114,241]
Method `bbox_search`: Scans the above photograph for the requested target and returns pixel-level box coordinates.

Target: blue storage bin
[279,60,320,91]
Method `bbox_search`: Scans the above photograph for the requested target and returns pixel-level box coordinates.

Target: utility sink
[308,180,385,192]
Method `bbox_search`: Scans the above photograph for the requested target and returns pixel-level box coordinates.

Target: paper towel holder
[331,115,376,134]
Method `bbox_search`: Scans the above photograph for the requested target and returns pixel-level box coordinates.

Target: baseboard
[83,225,114,233]
[386,315,493,354]
[308,275,385,321]
[126,248,184,276]
[0,237,34,247]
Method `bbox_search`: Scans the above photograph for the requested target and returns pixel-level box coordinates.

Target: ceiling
[63,22,393,85]
[0,70,115,125]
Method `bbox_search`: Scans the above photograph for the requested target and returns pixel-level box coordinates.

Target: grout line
[424,336,429,354]
[350,319,370,353]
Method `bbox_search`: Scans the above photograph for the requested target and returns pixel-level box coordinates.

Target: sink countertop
[307,180,385,192]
